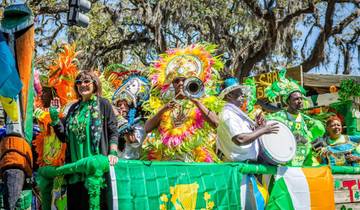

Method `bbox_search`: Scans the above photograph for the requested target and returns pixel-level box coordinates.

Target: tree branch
[331,10,360,35]
[47,23,64,45]
[243,0,264,18]
[299,0,337,72]
[234,12,276,79]
[278,3,315,27]
[301,24,317,59]
[35,5,68,15]
[97,37,153,57]
[334,0,360,3]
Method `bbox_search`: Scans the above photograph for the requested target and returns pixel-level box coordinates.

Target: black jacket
[53,97,119,161]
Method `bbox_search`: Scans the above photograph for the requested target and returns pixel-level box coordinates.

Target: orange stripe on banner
[16,25,35,119]
[302,167,335,210]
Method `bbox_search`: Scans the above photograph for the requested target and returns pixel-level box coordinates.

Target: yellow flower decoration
[208,201,215,209]
[203,192,215,210]
[149,96,163,111]
[160,194,168,203]
[204,192,211,201]
[159,204,167,210]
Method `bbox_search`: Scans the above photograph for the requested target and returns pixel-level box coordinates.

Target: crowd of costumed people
[0,6,359,209]
[1,41,359,209]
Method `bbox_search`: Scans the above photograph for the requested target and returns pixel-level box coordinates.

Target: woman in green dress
[50,71,119,210]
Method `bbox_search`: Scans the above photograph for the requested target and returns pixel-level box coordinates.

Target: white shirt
[216,103,259,161]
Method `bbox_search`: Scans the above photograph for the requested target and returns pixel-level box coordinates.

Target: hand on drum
[255,112,266,127]
[261,122,280,135]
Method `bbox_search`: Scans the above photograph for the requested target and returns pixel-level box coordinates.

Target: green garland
[339,79,360,101]
[36,159,360,210]
[236,163,360,175]
[37,155,110,210]
[243,77,257,112]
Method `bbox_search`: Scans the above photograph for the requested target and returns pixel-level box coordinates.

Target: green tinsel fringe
[37,155,109,210]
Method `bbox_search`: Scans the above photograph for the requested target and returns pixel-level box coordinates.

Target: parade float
[1,5,360,210]
[0,4,35,210]
[34,54,360,210]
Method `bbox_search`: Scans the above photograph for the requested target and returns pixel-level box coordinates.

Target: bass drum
[258,120,296,165]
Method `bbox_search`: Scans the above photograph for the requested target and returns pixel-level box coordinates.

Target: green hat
[243,77,257,112]
[0,4,34,34]
[265,68,306,104]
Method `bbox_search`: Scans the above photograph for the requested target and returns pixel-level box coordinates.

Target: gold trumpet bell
[183,77,204,99]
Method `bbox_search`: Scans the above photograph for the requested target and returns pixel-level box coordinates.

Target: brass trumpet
[183,77,204,99]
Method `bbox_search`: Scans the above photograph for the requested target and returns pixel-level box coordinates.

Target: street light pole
[67,0,92,28]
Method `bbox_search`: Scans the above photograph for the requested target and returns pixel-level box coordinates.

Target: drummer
[217,77,279,162]
[265,69,325,166]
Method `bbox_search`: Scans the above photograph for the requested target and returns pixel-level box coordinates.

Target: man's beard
[236,96,244,103]
[235,96,244,108]
[294,104,302,110]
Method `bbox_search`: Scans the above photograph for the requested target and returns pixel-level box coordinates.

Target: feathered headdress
[265,68,305,104]
[104,64,145,90]
[47,43,79,106]
[149,43,224,94]
[112,75,150,108]
[110,66,150,135]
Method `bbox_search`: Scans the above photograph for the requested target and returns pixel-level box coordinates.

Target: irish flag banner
[109,161,335,210]
[110,160,243,210]
[266,166,335,210]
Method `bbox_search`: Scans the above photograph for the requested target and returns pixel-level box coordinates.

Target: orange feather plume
[48,43,79,106]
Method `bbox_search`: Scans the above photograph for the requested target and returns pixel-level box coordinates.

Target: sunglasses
[75,79,93,85]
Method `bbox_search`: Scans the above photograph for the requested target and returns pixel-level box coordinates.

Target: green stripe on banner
[266,177,294,210]
[112,160,242,210]
[24,67,34,143]
[331,166,360,174]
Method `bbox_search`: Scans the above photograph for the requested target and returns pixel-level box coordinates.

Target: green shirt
[67,99,97,183]
[267,110,325,166]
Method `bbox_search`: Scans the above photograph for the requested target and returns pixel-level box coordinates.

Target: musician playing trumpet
[142,44,224,162]
[144,76,220,162]
[217,77,279,162]
[145,76,218,132]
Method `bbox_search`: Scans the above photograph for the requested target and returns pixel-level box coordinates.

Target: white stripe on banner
[240,174,248,210]
[277,167,310,210]
[110,166,118,210]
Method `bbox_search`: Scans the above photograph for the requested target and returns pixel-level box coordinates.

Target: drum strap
[285,112,302,124]
[224,103,256,126]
